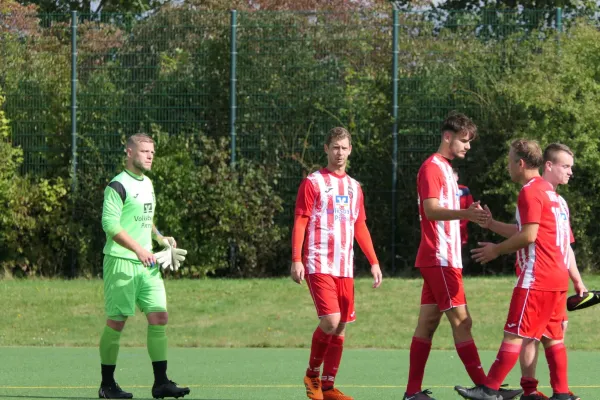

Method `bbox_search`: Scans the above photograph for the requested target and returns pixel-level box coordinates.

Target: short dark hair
[543,143,573,163]
[441,112,478,140]
[326,127,352,146]
[511,139,543,169]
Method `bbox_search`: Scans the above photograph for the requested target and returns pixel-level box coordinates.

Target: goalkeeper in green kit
[99,133,190,399]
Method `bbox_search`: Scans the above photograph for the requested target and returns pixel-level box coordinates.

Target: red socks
[520,377,539,396]
[486,342,522,390]
[456,339,487,385]
[406,336,433,395]
[322,335,345,390]
[545,342,569,394]
[306,327,332,378]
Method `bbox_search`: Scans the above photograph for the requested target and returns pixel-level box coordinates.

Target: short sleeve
[355,184,366,223]
[517,187,543,225]
[418,164,444,200]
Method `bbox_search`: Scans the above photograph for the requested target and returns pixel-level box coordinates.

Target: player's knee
[147,312,168,326]
[454,316,472,333]
[107,319,126,332]
[319,315,341,334]
[416,317,440,337]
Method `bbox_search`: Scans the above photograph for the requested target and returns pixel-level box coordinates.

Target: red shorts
[419,266,467,311]
[306,273,355,323]
[504,288,567,340]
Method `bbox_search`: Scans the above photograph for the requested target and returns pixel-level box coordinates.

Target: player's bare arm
[423,198,487,224]
[479,204,519,238]
[472,223,538,264]
[112,231,156,267]
[152,225,177,248]
[568,246,587,296]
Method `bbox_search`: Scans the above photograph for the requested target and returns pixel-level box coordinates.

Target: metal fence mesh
[0,6,567,273]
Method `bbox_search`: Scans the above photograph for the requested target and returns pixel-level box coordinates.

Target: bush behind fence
[2,4,600,277]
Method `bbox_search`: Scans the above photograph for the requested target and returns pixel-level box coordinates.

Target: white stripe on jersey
[515,207,536,288]
[436,219,449,267]
[314,172,330,275]
[557,195,571,269]
[432,156,462,268]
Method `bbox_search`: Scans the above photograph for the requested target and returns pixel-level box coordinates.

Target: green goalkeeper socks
[99,325,122,365]
[147,324,168,362]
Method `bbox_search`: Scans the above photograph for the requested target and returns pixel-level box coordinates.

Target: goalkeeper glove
[157,236,176,248]
[154,247,172,270]
[172,247,188,271]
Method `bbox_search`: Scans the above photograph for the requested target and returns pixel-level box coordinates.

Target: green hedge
[3,4,600,277]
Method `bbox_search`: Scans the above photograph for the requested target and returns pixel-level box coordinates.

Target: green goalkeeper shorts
[103,255,167,320]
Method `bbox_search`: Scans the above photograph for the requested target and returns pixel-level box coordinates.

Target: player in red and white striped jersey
[291,127,382,400]
[405,113,492,400]
[476,143,586,400]
[457,140,575,400]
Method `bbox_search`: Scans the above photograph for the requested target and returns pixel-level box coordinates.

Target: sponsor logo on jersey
[335,195,349,207]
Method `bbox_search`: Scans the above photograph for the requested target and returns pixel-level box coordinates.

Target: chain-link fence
[0,6,570,275]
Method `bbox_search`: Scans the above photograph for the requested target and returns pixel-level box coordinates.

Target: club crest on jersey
[335,195,349,207]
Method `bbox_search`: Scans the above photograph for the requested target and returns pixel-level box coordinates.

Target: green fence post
[230,10,238,167]
[556,7,562,55]
[229,10,238,271]
[70,10,78,278]
[391,7,399,275]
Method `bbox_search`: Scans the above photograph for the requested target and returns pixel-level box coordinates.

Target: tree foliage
[3,2,600,277]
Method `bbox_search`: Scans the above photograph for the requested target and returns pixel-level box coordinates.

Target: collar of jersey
[124,169,145,181]
[321,167,346,179]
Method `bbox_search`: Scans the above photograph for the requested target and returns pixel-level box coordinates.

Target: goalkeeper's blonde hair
[126,133,154,149]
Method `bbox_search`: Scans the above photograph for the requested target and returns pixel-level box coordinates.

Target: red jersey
[515,177,571,291]
[416,154,462,268]
[294,168,366,278]
[458,184,474,246]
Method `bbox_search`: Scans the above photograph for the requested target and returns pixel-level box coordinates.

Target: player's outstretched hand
[465,201,488,225]
[290,261,305,284]
[478,204,493,229]
[371,264,382,288]
[136,248,157,268]
[471,242,499,264]
[172,247,188,271]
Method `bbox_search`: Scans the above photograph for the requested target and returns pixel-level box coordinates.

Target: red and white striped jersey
[415,153,462,268]
[515,177,571,291]
[294,168,366,277]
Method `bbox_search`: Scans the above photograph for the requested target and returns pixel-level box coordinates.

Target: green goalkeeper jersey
[102,169,156,261]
